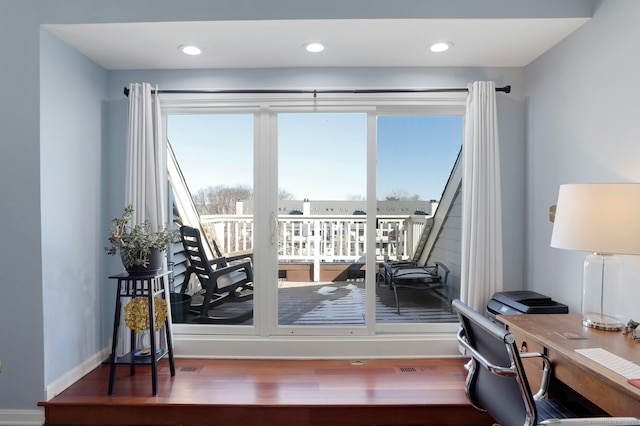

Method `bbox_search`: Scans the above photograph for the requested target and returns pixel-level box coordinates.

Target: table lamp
[550,183,640,331]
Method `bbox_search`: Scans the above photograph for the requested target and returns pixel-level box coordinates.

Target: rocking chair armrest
[207,253,253,269]
[210,260,253,281]
[226,251,253,264]
[208,257,228,269]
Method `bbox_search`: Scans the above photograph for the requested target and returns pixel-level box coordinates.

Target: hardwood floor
[40,358,494,426]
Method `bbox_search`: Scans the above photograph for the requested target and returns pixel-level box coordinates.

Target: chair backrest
[180,225,226,281]
[452,299,537,426]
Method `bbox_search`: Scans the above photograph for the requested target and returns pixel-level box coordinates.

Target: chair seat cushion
[391,267,439,282]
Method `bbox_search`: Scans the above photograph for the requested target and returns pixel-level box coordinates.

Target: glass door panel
[375,115,462,324]
[167,113,254,326]
[277,113,368,328]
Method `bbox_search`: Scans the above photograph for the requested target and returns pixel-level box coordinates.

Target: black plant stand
[107,271,175,395]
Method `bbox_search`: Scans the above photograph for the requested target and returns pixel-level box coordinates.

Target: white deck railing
[199,214,432,264]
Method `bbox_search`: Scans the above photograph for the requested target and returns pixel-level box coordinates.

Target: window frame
[162,91,467,357]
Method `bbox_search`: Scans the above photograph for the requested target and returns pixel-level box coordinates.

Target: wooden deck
[180,281,457,326]
[40,358,494,426]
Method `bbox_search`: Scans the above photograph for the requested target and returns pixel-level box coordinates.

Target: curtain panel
[125,82,167,231]
[460,81,503,312]
[121,82,169,352]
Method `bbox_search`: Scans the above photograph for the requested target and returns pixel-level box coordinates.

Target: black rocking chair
[179,225,254,324]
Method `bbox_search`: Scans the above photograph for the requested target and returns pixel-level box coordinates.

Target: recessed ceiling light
[179,45,202,56]
[303,42,326,53]
[428,42,453,53]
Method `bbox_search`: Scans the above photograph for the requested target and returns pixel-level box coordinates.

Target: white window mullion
[254,107,278,337]
[365,112,378,332]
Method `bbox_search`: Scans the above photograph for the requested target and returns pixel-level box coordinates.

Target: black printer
[486,290,568,320]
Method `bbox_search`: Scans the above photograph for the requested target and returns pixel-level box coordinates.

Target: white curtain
[124,83,169,350]
[460,81,503,312]
[125,83,167,231]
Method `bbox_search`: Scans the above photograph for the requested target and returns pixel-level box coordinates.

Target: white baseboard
[44,347,110,401]
[0,348,110,426]
[0,409,45,426]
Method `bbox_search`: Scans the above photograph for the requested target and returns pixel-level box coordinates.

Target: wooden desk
[499,314,640,416]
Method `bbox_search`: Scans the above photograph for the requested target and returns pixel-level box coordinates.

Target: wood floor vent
[162,365,203,373]
[397,365,439,373]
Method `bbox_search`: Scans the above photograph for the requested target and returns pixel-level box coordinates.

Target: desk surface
[499,314,640,416]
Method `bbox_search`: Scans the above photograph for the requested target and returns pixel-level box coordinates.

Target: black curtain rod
[123,85,510,97]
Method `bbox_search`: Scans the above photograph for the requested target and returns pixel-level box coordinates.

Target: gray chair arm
[458,329,552,399]
[519,351,552,400]
[457,328,518,378]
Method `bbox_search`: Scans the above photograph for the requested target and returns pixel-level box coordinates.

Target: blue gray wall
[1,4,45,416]
[524,0,640,316]
[40,27,109,387]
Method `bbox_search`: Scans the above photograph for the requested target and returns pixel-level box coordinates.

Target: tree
[193,185,252,215]
[278,188,295,201]
[383,189,421,201]
[193,185,294,215]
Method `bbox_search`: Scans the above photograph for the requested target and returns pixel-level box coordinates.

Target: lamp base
[581,253,623,332]
[583,312,623,331]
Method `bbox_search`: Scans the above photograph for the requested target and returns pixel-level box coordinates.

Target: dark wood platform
[39,358,494,426]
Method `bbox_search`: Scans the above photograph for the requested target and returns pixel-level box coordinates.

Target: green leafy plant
[106,205,179,268]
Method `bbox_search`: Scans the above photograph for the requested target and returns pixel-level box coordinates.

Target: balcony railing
[199,214,433,278]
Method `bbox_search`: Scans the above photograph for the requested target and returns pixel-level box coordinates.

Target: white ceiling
[45,18,589,70]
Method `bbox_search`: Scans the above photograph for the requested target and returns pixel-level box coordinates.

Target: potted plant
[106,205,179,275]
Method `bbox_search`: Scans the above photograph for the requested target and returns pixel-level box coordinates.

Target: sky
[378,115,462,200]
[168,113,462,201]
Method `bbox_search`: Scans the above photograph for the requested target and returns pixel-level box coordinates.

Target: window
[376,115,462,325]
[277,112,367,330]
[162,93,465,357]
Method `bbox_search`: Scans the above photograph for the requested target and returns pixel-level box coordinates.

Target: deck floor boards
[184,281,457,326]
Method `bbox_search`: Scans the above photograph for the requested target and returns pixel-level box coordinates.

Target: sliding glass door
[168,113,255,328]
[375,115,463,325]
[163,95,464,341]
[276,112,368,330]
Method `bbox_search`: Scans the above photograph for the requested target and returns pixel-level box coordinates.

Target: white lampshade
[551,183,640,255]
[551,183,640,331]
